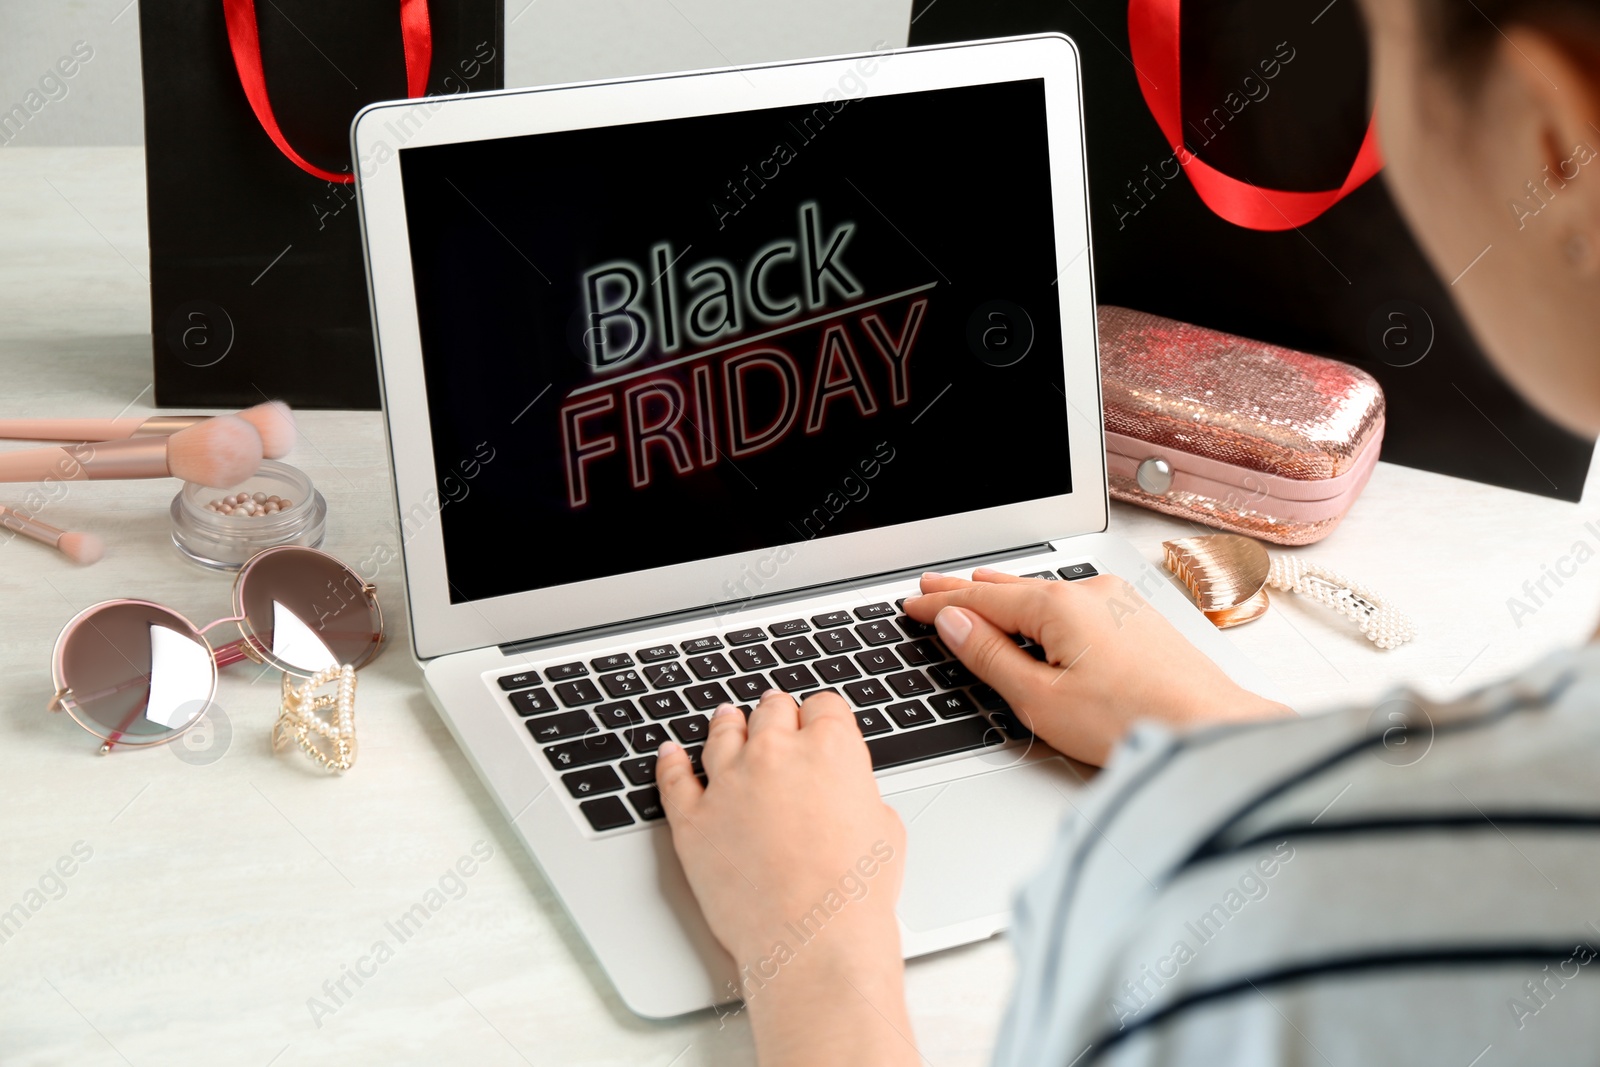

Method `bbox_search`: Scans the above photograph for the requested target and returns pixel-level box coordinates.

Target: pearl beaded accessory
[1266,555,1418,650]
[272,664,358,773]
[205,491,294,517]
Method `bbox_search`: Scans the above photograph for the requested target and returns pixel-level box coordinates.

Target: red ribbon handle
[223,0,432,184]
[1126,0,1383,231]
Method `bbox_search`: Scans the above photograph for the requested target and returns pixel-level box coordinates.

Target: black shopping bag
[910,0,1593,500]
[139,0,503,409]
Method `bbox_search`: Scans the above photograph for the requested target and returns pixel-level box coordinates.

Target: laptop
[352,33,1275,1019]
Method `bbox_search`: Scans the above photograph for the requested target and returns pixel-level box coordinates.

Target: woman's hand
[905,568,1291,765]
[657,690,917,1067]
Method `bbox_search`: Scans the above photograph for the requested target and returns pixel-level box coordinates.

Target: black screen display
[399,77,1071,604]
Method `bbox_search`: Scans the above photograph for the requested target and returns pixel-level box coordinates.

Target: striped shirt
[993,642,1600,1066]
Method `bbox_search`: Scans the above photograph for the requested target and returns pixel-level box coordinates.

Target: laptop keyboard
[495,564,1097,834]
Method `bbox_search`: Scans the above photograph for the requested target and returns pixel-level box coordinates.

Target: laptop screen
[399,76,1071,605]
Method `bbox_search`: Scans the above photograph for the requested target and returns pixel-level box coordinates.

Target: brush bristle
[169,415,263,486]
[237,400,296,459]
[57,531,104,565]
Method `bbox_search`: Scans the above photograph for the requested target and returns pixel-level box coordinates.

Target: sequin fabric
[1100,306,1386,545]
[1099,306,1385,480]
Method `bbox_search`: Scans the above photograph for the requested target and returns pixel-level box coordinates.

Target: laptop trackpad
[887,759,1077,934]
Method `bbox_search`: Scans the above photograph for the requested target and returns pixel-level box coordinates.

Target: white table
[4,147,1597,1067]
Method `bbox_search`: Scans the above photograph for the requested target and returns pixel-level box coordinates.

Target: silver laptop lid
[354,34,1104,661]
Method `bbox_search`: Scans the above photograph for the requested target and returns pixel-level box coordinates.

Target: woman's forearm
[743,936,919,1067]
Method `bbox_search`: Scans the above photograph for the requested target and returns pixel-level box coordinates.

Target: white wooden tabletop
[3,147,1597,1067]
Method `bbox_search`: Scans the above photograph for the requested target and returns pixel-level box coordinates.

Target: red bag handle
[223,0,432,184]
[1126,0,1383,231]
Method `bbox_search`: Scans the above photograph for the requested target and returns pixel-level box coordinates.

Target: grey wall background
[0,0,911,147]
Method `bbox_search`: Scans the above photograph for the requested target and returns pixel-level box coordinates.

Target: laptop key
[972,684,1010,711]
[591,653,635,671]
[888,670,935,698]
[685,682,732,710]
[854,602,895,620]
[593,700,643,729]
[686,745,705,774]
[1021,570,1060,581]
[637,644,679,664]
[929,691,981,719]
[545,732,626,770]
[625,724,672,753]
[620,756,657,785]
[546,662,589,681]
[816,628,862,653]
[930,662,978,689]
[897,639,946,667]
[562,764,624,798]
[773,636,820,663]
[671,715,711,743]
[731,645,778,671]
[770,665,819,692]
[728,674,771,701]
[896,615,936,638]
[496,670,541,691]
[681,636,724,654]
[524,710,599,742]
[811,610,853,628]
[509,687,559,716]
[554,679,604,707]
[1058,563,1099,581]
[628,787,666,821]
[644,662,691,688]
[990,710,1033,740]
[866,717,1004,771]
[769,619,811,637]
[600,670,647,698]
[854,710,894,736]
[843,679,893,705]
[725,627,767,646]
[886,699,937,730]
[815,657,862,684]
[641,691,689,719]
[855,620,902,646]
[579,796,634,832]
[854,648,902,675]
[687,653,734,680]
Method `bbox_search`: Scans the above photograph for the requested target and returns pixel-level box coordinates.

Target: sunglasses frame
[47,545,383,753]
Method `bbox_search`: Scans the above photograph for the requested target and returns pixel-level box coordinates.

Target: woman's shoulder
[995,641,1600,1067]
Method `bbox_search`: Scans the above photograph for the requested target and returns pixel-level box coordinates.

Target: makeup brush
[0,400,297,459]
[0,506,104,565]
[0,415,263,486]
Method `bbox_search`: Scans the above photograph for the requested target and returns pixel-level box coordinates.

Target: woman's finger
[700,703,748,780]
[933,606,1058,714]
[747,687,800,738]
[905,579,1063,640]
[798,688,855,729]
[656,740,704,823]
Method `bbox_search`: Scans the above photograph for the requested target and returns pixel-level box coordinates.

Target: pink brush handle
[0,504,66,549]
[0,416,206,442]
[0,438,171,482]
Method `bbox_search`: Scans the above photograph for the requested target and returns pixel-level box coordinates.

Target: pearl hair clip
[273,664,358,772]
[1163,534,1417,650]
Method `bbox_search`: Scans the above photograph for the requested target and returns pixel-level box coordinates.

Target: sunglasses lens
[239,549,380,674]
[58,603,214,744]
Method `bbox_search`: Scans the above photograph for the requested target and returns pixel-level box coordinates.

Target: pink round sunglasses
[48,545,384,754]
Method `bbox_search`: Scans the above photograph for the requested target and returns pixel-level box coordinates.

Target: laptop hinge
[497,541,1057,656]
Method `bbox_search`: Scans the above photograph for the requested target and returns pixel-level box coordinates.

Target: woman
[654,0,1600,1061]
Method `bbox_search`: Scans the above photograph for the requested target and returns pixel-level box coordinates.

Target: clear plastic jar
[170,459,327,570]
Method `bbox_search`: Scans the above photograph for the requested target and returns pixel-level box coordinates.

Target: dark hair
[1418,0,1600,74]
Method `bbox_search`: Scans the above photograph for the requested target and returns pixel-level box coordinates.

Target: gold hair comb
[1163,534,1417,649]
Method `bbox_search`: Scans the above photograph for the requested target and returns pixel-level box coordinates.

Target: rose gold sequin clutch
[1099,306,1386,545]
